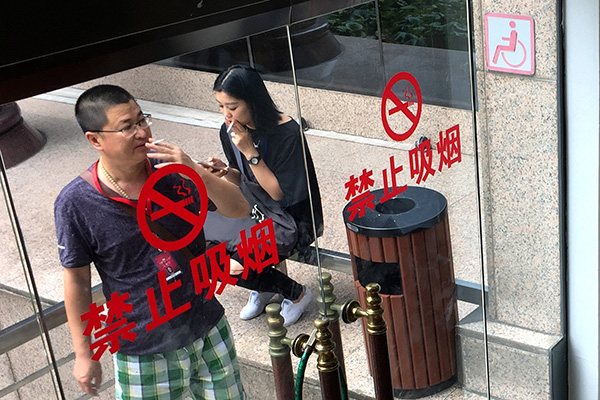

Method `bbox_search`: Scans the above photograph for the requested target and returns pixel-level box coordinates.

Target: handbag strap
[79,169,196,261]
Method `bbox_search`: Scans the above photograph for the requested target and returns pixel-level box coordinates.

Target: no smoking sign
[137,164,208,251]
[381,72,422,142]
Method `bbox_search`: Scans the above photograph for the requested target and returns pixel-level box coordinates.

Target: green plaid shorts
[114,317,245,399]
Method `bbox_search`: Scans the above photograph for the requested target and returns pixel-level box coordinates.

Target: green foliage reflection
[327,0,468,51]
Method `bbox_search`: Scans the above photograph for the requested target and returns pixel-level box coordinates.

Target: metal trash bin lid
[343,186,447,237]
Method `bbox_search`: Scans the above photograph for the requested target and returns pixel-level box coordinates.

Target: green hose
[338,365,349,400]
[295,345,313,400]
[295,350,349,400]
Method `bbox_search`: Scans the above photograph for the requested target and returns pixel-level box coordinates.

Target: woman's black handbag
[203,172,298,258]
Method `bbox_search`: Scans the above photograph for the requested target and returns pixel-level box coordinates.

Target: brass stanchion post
[266,303,296,400]
[342,283,394,400]
[314,318,342,400]
[316,272,346,375]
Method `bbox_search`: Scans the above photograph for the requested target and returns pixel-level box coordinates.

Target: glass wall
[286,2,485,398]
[159,2,487,396]
[1,0,566,398]
[0,111,67,397]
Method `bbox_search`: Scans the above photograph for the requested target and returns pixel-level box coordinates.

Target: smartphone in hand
[197,160,227,171]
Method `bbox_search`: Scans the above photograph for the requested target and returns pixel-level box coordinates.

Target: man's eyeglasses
[91,114,152,137]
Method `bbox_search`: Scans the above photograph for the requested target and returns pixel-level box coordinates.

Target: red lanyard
[91,159,152,211]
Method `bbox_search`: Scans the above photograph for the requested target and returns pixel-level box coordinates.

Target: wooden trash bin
[343,186,457,398]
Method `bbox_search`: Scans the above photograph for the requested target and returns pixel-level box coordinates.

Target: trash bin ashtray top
[343,186,447,237]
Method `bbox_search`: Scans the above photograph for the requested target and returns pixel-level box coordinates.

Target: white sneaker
[281,286,313,327]
[239,291,276,320]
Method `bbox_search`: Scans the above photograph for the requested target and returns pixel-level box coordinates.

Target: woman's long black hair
[213,65,282,133]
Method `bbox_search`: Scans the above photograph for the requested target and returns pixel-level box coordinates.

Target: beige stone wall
[474,0,562,335]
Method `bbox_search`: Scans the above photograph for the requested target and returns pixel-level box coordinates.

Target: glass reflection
[9,24,318,397]
[287,1,485,398]
[0,125,63,397]
[3,0,491,398]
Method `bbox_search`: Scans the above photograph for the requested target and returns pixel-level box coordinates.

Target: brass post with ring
[340,282,394,399]
[314,318,343,400]
[266,303,312,400]
[315,271,346,375]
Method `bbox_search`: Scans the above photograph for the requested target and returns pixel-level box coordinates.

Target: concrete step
[457,318,566,400]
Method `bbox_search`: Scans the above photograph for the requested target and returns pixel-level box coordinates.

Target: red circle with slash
[137,164,208,251]
[381,72,422,142]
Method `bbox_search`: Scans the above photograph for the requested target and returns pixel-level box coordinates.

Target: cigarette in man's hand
[149,138,164,152]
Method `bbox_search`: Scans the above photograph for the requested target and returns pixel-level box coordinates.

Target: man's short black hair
[75,85,136,133]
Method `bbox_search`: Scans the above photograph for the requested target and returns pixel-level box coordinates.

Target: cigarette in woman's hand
[226,120,235,135]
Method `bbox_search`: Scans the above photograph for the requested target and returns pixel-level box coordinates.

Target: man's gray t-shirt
[55,163,223,355]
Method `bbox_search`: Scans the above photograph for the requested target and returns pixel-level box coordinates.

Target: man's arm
[146,141,250,218]
[222,167,241,186]
[64,265,102,396]
[198,166,249,218]
[203,156,242,186]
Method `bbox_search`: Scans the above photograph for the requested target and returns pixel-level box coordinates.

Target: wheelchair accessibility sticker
[484,13,535,75]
